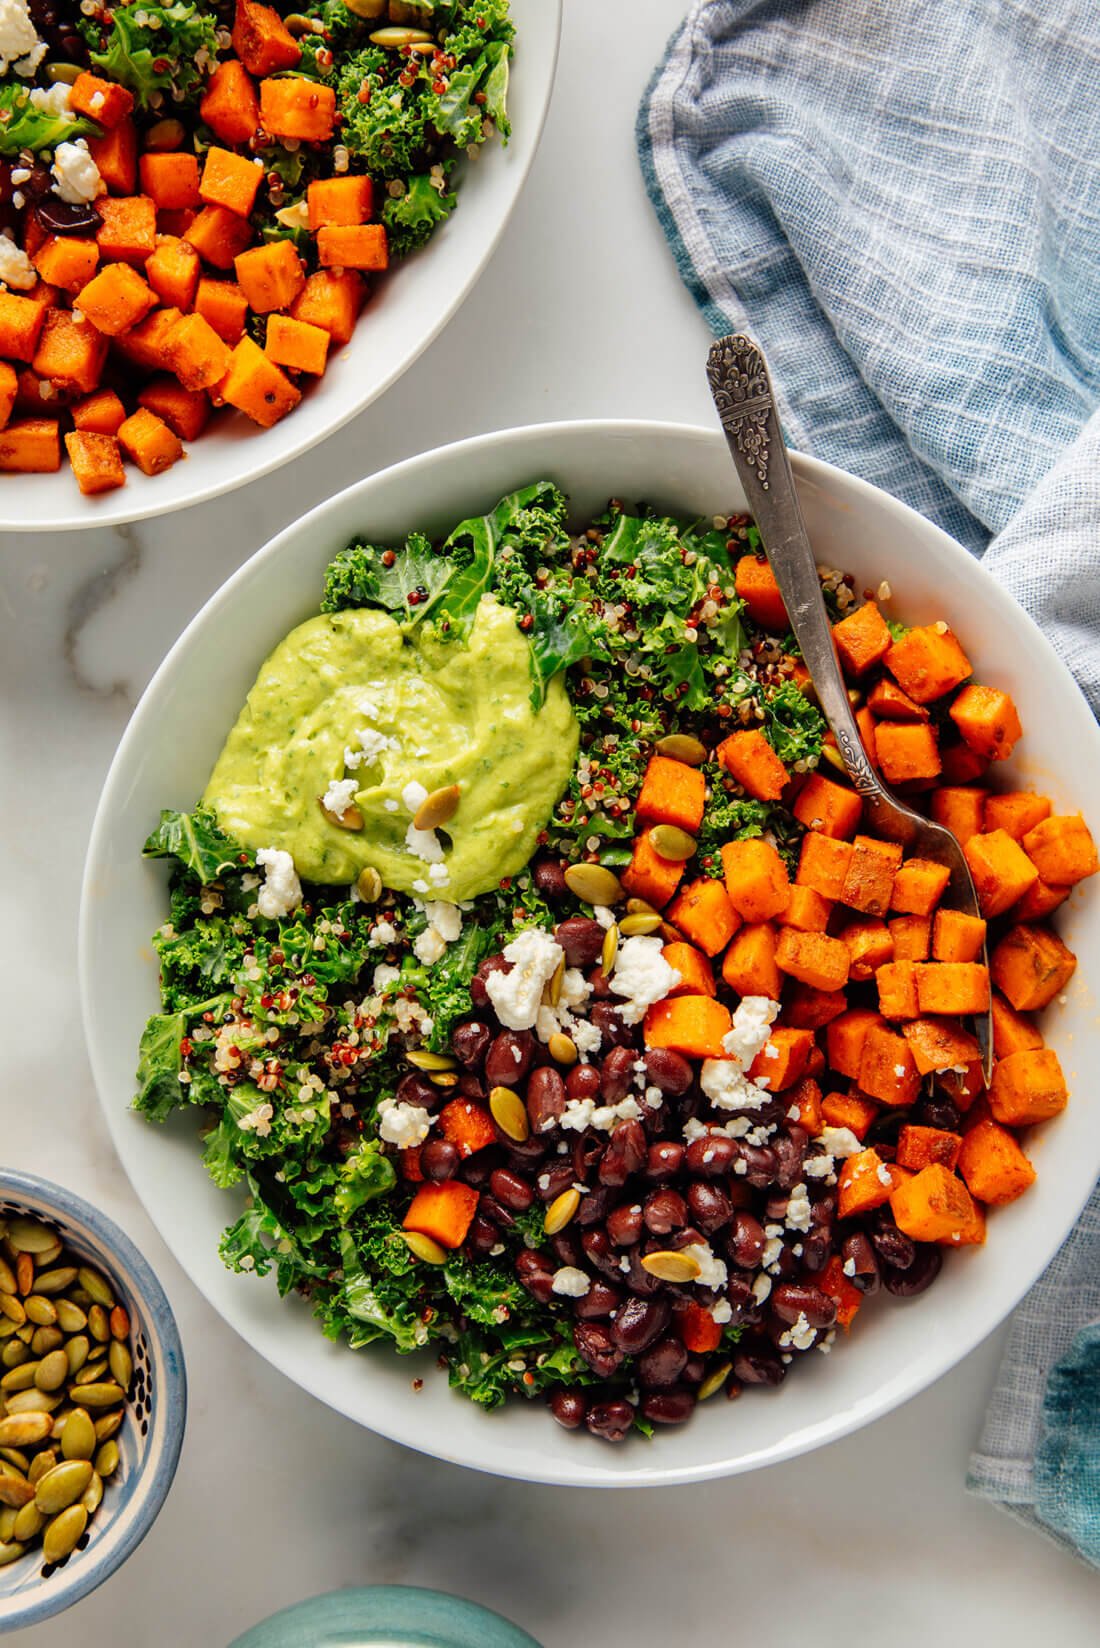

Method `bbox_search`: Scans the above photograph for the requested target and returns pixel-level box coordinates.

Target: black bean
[450,1019,491,1070]
[516,1249,555,1304]
[555,916,606,968]
[504,1136,547,1171]
[606,1202,644,1247]
[395,1072,438,1109]
[772,1130,807,1189]
[771,1282,837,1330]
[637,1335,688,1389]
[623,1247,662,1297]
[916,1094,962,1133]
[548,1389,587,1428]
[611,1296,670,1354]
[572,1133,602,1181]
[526,1066,567,1134]
[644,1188,687,1235]
[840,1231,879,1294]
[681,1354,707,1386]
[34,197,100,235]
[532,857,569,900]
[599,1120,647,1186]
[581,1227,622,1280]
[733,1345,786,1386]
[573,1322,623,1378]
[685,1135,737,1178]
[686,1181,732,1234]
[585,1398,634,1442]
[645,1141,685,1183]
[566,1062,602,1102]
[420,1138,459,1182]
[489,1168,534,1212]
[535,1162,575,1203]
[641,1387,695,1425]
[643,1048,693,1096]
[599,1046,636,1102]
[800,1231,832,1273]
[590,1001,634,1049]
[465,1216,500,1257]
[870,1217,916,1271]
[470,955,510,1009]
[724,1272,761,1325]
[478,1193,515,1230]
[550,1230,584,1269]
[485,1030,535,1088]
[737,1143,778,1187]
[456,1073,486,1101]
[576,1186,611,1228]
[882,1245,942,1296]
[574,1280,622,1320]
[458,1147,502,1188]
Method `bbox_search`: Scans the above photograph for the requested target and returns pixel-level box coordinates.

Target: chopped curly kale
[143,807,243,884]
[79,2,219,110]
[382,170,458,256]
[0,86,98,156]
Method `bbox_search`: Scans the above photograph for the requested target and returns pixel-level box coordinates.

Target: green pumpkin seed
[1,1362,38,1393]
[65,1336,89,1378]
[87,1305,110,1344]
[32,1268,77,1297]
[68,1383,123,1411]
[641,1250,702,1283]
[0,1319,18,1342]
[356,865,382,903]
[81,1471,103,1515]
[655,733,708,766]
[1,1340,28,1369]
[60,1410,95,1462]
[0,1449,28,1473]
[15,1324,33,1344]
[54,1301,86,1335]
[564,863,623,906]
[45,61,82,85]
[548,954,565,1008]
[30,1327,63,1357]
[343,0,386,17]
[93,1412,122,1444]
[143,116,187,152]
[600,922,619,974]
[0,1414,52,1447]
[412,783,460,832]
[73,1358,108,1387]
[35,1459,93,1515]
[23,1296,56,1328]
[547,1032,578,1066]
[0,1475,34,1509]
[544,1188,580,1236]
[0,1508,15,1543]
[76,1269,113,1309]
[0,1541,26,1567]
[618,912,663,936]
[0,1260,15,1296]
[12,1501,44,1541]
[368,25,433,45]
[94,1440,118,1479]
[626,897,659,916]
[4,1388,61,1415]
[35,1240,63,1268]
[0,1294,26,1327]
[648,824,697,861]
[488,1086,528,1144]
[405,1049,456,1072]
[43,1504,86,1565]
[402,1232,447,1265]
[6,1220,55,1255]
[107,1342,132,1392]
[697,1360,732,1402]
[27,1449,55,1484]
[35,1351,69,1393]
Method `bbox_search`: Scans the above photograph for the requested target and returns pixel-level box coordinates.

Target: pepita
[0,1260,15,1296]
[0,1450,27,1473]
[412,784,460,832]
[618,913,663,937]
[648,824,697,861]
[626,897,659,917]
[564,863,623,907]
[35,1351,69,1393]
[543,1188,580,1236]
[55,1301,87,1335]
[0,1475,34,1509]
[600,923,619,975]
[318,795,364,831]
[7,1220,55,1255]
[93,1412,122,1444]
[640,1250,702,1283]
[36,1240,63,1268]
[0,1362,38,1393]
[0,1320,18,1343]
[0,1294,25,1327]
[283,11,325,35]
[488,1086,528,1144]
[24,1295,56,1328]
[87,1305,110,1344]
[12,1501,44,1541]
[402,1231,447,1265]
[44,61,81,85]
[0,1508,14,1543]
[343,0,386,17]
[356,865,383,904]
[405,1049,457,1072]
[30,1327,63,1356]
[142,116,186,151]
[15,1324,33,1344]
[81,1471,103,1514]
[368,25,433,45]
[15,1255,33,1297]
[655,733,708,766]
[428,1071,459,1089]
[821,742,846,773]
[697,1360,732,1402]
[76,1269,114,1309]
[43,1503,87,1565]
[107,1342,132,1392]
[5,1388,61,1415]
[68,1383,123,1411]
[34,1459,93,1515]
[548,955,565,1008]
[27,1449,55,1484]
[94,1441,118,1479]
[73,1360,109,1387]
[60,1410,95,1463]
[274,200,310,230]
[0,1341,27,1369]
[0,1414,52,1448]
[65,1336,90,1377]
[0,1541,26,1567]
[547,1032,578,1067]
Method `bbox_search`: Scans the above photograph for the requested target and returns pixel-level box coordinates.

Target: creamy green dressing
[202,595,578,902]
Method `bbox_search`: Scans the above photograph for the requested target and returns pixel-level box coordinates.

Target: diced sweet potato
[96,195,157,263]
[308,175,375,229]
[840,835,903,917]
[797,832,854,899]
[0,419,60,472]
[31,309,107,394]
[957,1120,1036,1205]
[890,1162,977,1242]
[785,1076,823,1134]
[792,773,862,840]
[833,600,892,676]
[963,828,1039,917]
[937,1061,987,1113]
[735,554,788,630]
[984,792,1051,840]
[661,942,716,998]
[720,923,781,999]
[290,268,364,345]
[200,59,261,145]
[825,1008,884,1082]
[884,623,972,703]
[265,312,330,376]
[403,1180,479,1250]
[0,290,48,361]
[940,741,990,784]
[990,992,1044,1058]
[32,235,99,292]
[888,914,931,960]
[261,76,337,143]
[234,240,305,314]
[621,832,685,910]
[1011,878,1070,922]
[215,335,301,427]
[70,71,134,129]
[716,728,789,802]
[1021,815,1099,887]
[112,306,183,372]
[838,1148,903,1218]
[139,152,201,211]
[876,960,919,1020]
[874,720,942,784]
[64,429,125,495]
[932,908,986,964]
[897,1124,962,1172]
[194,278,249,344]
[438,1099,496,1157]
[636,755,706,834]
[144,236,201,311]
[0,360,15,429]
[168,312,232,393]
[117,407,184,475]
[644,996,733,1059]
[780,885,833,933]
[138,377,211,442]
[232,0,302,74]
[913,961,990,1016]
[890,857,951,917]
[989,1048,1068,1126]
[902,1015,980,1075]
[89,119,137,195]
[930,786,989,846]
[674,1299,723,1354]
[76,263,156,336]
[748,1026,814,1092]
[840,918,893,981]
[819,1254,865,1329]
[185,205,255,271]
[721,838,791,923]
[949,684,1022,762]
[667,877,739,956]
[989,924,1076,1012]
[821,1089,878,1139]
[775,928,850,993]
[867,678,928,722]
[70,388,125,436]
[858,1024,921,1106]
[200,146,264,218]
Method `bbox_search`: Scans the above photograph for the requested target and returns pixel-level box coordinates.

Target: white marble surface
[2,3,1097,1643]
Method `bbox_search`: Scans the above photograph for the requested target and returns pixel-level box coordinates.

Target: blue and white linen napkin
[638,0,1100,1565]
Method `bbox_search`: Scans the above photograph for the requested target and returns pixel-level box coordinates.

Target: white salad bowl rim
[79,419,1100,1487]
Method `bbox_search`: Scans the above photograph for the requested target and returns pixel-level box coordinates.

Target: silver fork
[705,332,993,1080]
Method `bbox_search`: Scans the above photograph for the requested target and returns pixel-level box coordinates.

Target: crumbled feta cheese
[779,1311,816,1352]
[803,1154,836,1180]
[571,1017,602,1057]
[428,862,450,884]
[485,927,564,1031]
[761,1234,784,1271]
[255,847,302,919]
[681,1241,728,1290]
[423,900,461,943]
[413,926,447,965]
[372,963,401,993]
[876,1162,894,1187]
[784,1182,812,1232]
[699,1058,766,1112]
[369,921,398,947]
[609,935,680,1023]
[345,726,397,768]
[52,139,104,205]
[384,798,400,812]
[710,1298,733,1325]
[28,82,71,116]
[322,776,359,818]
[721,995,780,1067]
[592,905,616,929]
[402,780,429,812]
[559,1095,642,1133]
[405,823,444,862]
[378,1100,432,1149]
[550,1266,591,1298]
[0,234,35,291]
[559,968,591,1009]
[819,1125,863,1159]
[842,1256,857,1278]
[0,0,42,74]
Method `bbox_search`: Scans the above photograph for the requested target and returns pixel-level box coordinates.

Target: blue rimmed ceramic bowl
[0,1170,186,1633]
[228,1585,542,1648]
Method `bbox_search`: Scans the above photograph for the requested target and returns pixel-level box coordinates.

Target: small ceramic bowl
[228,1585,542,1648]
[0,1170,185,1633]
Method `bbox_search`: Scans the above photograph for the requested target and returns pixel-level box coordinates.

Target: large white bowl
[80,421,1100,1488]
[4,0,560,533]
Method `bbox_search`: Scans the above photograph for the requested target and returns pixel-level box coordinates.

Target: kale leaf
[321,530,450,615]
[80,2,219,110]
[143,808,243,884]
[382,171,458,257]
[335,1142,397,1223]
[0,87,97,156]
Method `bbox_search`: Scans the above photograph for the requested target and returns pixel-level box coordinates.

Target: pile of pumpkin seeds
[0,1216,131,1569]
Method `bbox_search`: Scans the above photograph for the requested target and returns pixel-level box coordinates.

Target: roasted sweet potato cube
[76,263,157,336]
[720,923,781,999]
[139,152,201,211]
[194,278,249,344]
[833,600,892,676]
[989,924,1076,1012]
[990,991,1044,1058]
[234,239,306,314]
[876,960,919,1020]
[932,908,986,964]
[825,1008,884,1082]
[232,0,302,74]
[775,928,850,993]
[957,1120,1036,1205]
[666,877,739,956]
[307,174,374,229]
[96,195,157,263]
[735,553,788,630]
[1021,815,1099,886]
[64,429,125,495]
[949,684,1022,762]
[214,335,301,427]
[821,1089,878,1140]
[989,1048,1068,1126]
[792,773,862,840]
[840,835,903,917]
[874,721,942,785]
[144,236,201,311]
[884,623,972,703]
[167,312,232,393]
[265,312,330,376]
[890,1163,977,1242]
[902,1015,981,1075]
[403,1180,478,1250]
[914,961,990,1015]
[890,858,951,917]
[185,205,255,270]
[290,268,364,345]
[897,1124,962,1173]
[31,309,108,394]
[858,1024,921,1106]
[661,942,716,998]
[841,918,893,981]
[112,306,183,372]
[138,377,211,442]
[0,360,15,429]
[70,71,134,129]
[963,829,1039,917]
[0,418,60,471]
[200,59,261,145]
[621,832,685,910]
[783,983,848,1029]
[200,146,264,217]
[644,996,733,1060]
[983,792,1051,840]
[888,914,931,961]
[89,117,137,194]
[717,728,789,802]
[722,838,791,923]
[70,388,125,436]
[117,407,183,475]
[636,754,706,834]
[1011,878,1070,922]
[940,741,990,784]
[867,678,928,721]
[838,1148,902,1218]
[261,75,337,143]
[780,885,833,932]
[930,786,989,846]
[0,291,47,361]
[797,832,854,899]
[748,1027,814,1092]
[32,234,99,291]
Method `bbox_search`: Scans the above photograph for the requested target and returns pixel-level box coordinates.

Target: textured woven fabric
[639,0,1100,1564]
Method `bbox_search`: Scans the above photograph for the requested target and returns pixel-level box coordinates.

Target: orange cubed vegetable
[316,221,389,272]
[897,1124,962,1172]
[748,1026,814,1092]
[167,312,232,393]
[780,885,833,932]
[989,924,1076,1012]
[964,829,1039,917]
[438,1099,496,1158]
[621,831,685,910]
[838,1148,901,1218]
[913,961,990,1015]
[989,1048,1068,1126]
[31,310,108,395]
[825,1008,884,1081]
[888,914,931,960]
[890,857,951,917]
[15,369,75,415]
[792,773,863,840]
[858,1024,920,1106]
[902,1015,980,1075]
[885,623,973,703]
[76,262,156,337]
[70,71,134,129]
[1021,815,1099,887]
[941,741,990,784]
[64,430,125,495]
[185,205,255,271]
[720,922,781,998]
[840,835,903,917]
[644,996,733,1060]
[661,942,716,998]
[867,678,928,721]
[96,195,157,263]
[0,418,60,471]
[636,754,706,834]
[876,960,919,1021]
[841,917,894,981]
[773,928,850,993]
[930,785,989,846]
[721,838,790,923]
[290,268,364,345]
[117,407,183,475]
[990,991,1044,1058]
[308,175,374,229]
[89,119,137,194]
[890,1162,977,1242]
[957,1120,1036,1205]
[400,1145,424,1183]
[265,312,330,376]
[666,876,739,957]
[938,1062,987,1113]
[138,377,211,442]
[786,1076,824,1133]
[874,721,942,785]
[200,59,262,145]
[716,728,789,801]
[1012,878,1070,921]
[932,909,986,963]
[833,600,892,676]
[821,1089,878,1139]
[32,235,99,292]
[796,832,853,898]
[233,0,302,74]
[215,335,301,427]
[674,1301,723,1355]
[735,553,788,630]
[144,236,201,310]
[983,792,1051,840]
[139,152,201,211]
[949,684,1022,762]
[70,388,125,435]
[0,290,48,361]
[819,1255,864,1330]
[403,1181,479,1250]
[194,278,249,344]
[260,75,337,142]
[784,983,848,1029]
[112,306,183,372]
[200,146,264,218]
[0,360,15,428]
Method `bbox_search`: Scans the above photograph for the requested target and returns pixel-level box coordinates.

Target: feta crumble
[0,234,36,291]
[322,776,359,818]
[52,139,104,205]
[681,1241,728,1291]
[255,847,302,919]
[609,935,680,1023]
[550,1266,591,1298]
[377,1100,433,1150]
[485,927,564,1031]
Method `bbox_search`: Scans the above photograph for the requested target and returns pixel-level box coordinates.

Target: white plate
[79,421,1100,1487]
[3,1,560,533]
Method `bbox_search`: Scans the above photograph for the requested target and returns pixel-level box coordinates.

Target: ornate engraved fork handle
[706,334,880,798]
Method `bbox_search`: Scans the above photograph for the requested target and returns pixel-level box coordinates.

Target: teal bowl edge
[227,1585,543,1648]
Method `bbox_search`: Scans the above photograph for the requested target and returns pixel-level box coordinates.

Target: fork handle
[706,334,878,798]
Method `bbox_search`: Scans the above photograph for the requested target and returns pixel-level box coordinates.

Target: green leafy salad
[137,482,826,1415]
